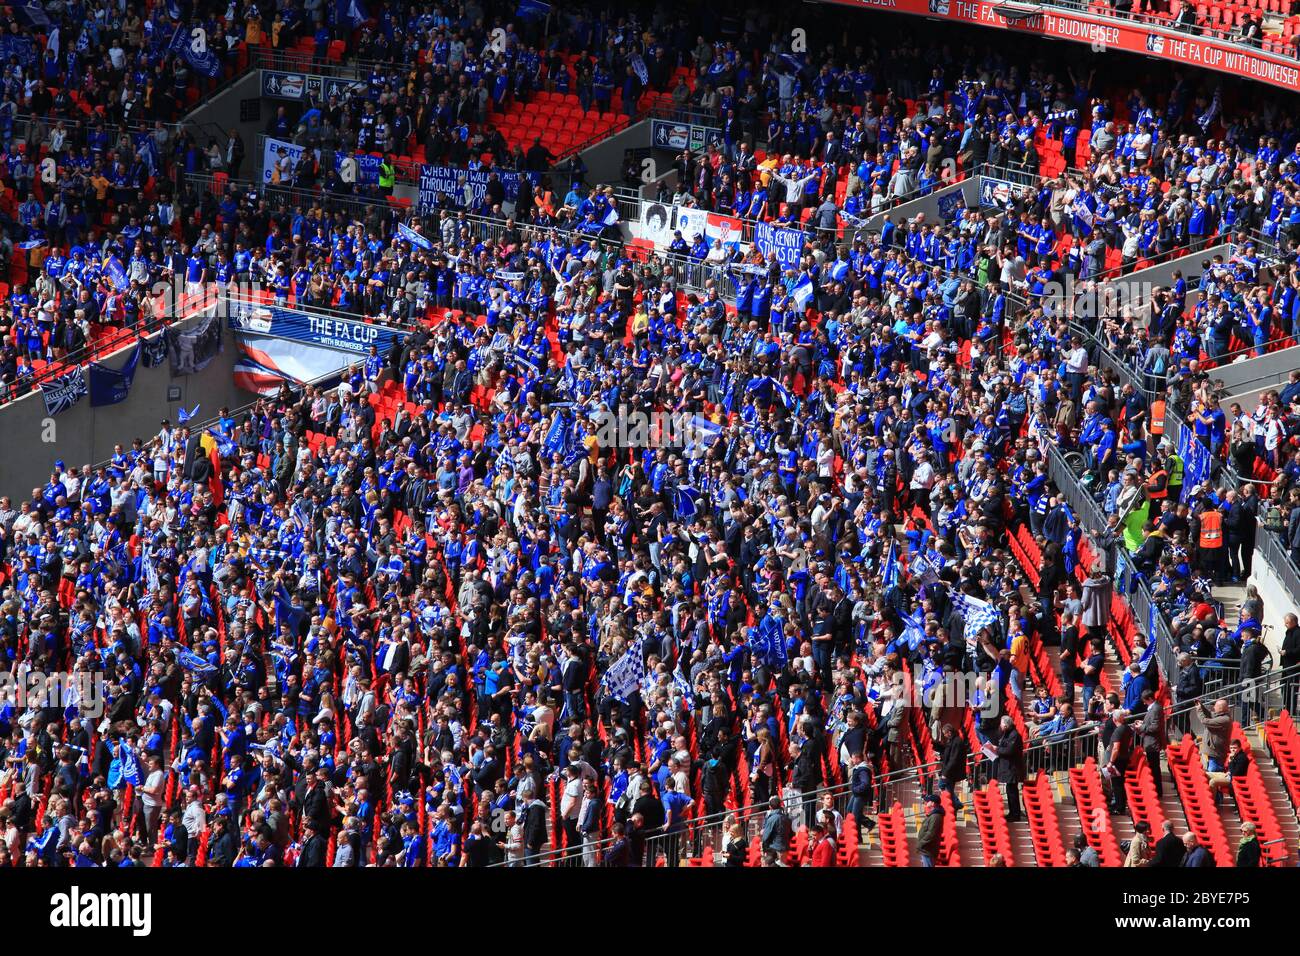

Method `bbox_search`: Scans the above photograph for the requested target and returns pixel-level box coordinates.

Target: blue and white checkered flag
[673,669,694,710]
[602,638,646,702]
[949,589,999,647]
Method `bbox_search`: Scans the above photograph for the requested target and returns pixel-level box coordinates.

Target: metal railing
[1036,0,1288,50]
[503,661,1299,867]
[1257,527,1300,613]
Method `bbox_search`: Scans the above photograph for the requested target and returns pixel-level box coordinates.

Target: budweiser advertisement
[829,0,1300,93]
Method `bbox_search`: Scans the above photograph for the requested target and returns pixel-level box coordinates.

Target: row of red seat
[878,803,912,866]
[1231,724,1289,864]
[971,781,1017,865]
[1023,773,1070,866]
[1068,758,1126,865]
[1264,711,1300,817]
[1166,734,1234,865]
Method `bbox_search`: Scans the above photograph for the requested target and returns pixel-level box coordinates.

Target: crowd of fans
[0,1,1292,871]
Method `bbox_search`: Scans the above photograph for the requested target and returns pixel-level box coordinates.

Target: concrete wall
[1247,549,1294,663]
[0,316,254,499]
[1215,344,1300,404]
[867,177,978,232]
[1126,245,1223,293]
[191,71,268,174]
[585,120,653,188]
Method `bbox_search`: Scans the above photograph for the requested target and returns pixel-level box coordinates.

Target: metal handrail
[1033,0,1287,51]
[502,661,1300,867]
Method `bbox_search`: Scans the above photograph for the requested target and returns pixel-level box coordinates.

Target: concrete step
[1005,813,1040,867]
[956,816,987,867]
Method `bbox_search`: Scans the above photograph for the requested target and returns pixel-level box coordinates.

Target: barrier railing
[502,657,1298,867]
[1048,0,1282,45]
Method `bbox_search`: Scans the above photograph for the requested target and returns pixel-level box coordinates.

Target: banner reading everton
[88,342,142,407]
[41,368,88,416]
[753,222,805,270]
[417,164,537,213]
[166,313,224,376]
[263,137,305,185]
[227,301,407,357]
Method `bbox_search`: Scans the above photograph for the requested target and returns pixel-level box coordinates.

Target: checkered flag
[601,638,646,703]
[949,589,1000,648]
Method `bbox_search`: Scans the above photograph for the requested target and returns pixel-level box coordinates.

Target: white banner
[639,199,679,247]
[262,138,306,185]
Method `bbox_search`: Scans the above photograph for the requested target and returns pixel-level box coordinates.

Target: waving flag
[909,551,941,590]
[1137,632,1157,670]
[176,647,217,675]
[184,38,222,78]
[103,253,130,292]
[747,615,787,667]
[898,606,927,651]
[673,669,694,710]
[398,222,432,250]
[338,0,368,26]
[949,588,1000,647]
[630,53,649,86]
[791,272,814,310]
[515,0,551,18]
[882,540,899,590]
[684,415,722,457]
[114,740,142,788]
[674,485,699,519]
[602,638,646,702]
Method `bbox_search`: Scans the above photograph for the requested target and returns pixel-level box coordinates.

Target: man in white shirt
[137,755,167,847]
[181,787,207,863]
[559,764,584,859]
[1064,335,1089,404]
[504,811,525,866]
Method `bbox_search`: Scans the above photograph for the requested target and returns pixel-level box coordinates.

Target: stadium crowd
[0,0,1289,870]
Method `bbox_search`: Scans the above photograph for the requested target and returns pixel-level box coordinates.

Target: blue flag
[183,35,221,78]
[88,342,142,407]
[674,485,699,519]
[747,615,787,667]
[898,606,927,651]
[103,254,130,292]
[882,540,899,590]
[398,222,432,250]
[515,0,550,18]
[791,272,814,310]
[176,647,217,675]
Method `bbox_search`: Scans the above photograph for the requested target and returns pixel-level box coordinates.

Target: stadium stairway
[1240,722,1300,863]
